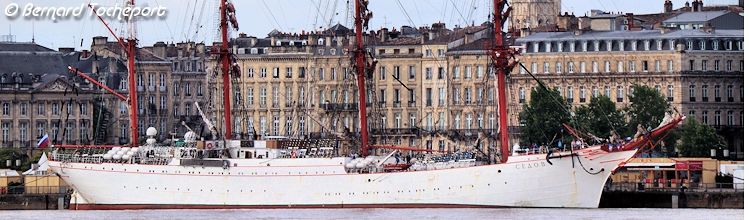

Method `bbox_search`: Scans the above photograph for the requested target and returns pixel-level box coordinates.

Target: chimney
[238,33,247,38]
[664,0,673,13]
[379,28,389,42]
[92,58,99,74]
[153,41,167,58]
[58,47,74,54]
[325,36,332,46]
[698,0,704,11]
[197,43,205,54]
[92,36,108,46]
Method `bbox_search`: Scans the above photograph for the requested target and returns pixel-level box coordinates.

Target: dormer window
[713,40,719,50]
[545,42,551,52]
[657,40,663,50]
[619,40,625,51]
[569,42,575,52]
[276,40,282,46]
[533,42,539,53]
[631,41,637,51]
[582,41,588,52]
[557,42,563,52]
[317,38,325,45]
[687,40,693,50]
[699,40,705,50]
[644,40,650,51]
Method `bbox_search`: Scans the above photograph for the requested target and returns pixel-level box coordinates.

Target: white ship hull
[48,146,636,209]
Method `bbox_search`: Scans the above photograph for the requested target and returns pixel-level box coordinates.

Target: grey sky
[0,0,741,50]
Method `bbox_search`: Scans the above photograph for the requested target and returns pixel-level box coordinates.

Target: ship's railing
[605,182,744,192]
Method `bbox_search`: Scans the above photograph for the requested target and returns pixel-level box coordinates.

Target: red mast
[353,0,373,156]
[220,0,232,139]
[215,0,238,139]
[490,0,519,163]
[127,0,139,147]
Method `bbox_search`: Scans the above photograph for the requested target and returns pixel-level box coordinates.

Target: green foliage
[518,84,572,147]
[0,148,24,170]
[625,84,671,136]
[572,95,627,140]
[676,117,727,157]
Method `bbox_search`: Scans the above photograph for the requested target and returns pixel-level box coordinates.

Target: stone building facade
[513,29,744,158]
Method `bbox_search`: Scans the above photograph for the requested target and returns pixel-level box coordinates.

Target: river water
[0,208,743,220]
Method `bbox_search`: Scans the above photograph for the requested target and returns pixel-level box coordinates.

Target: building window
[425,68,432,80]
[668,60,673,72]
[567,62,574,73]
[519,87,526,103]
[453,66,460,79]
[655,60,661,72]
[715,111,721,126]
[465,66,471,79]
[380,66,386,80]
[248,68,254,78]
[728,111,734,126]
[689,85,696,102]
[52,103,59,115]
[689,60,695,71]
[438,49,445,56]
[592,61,598,73]
[617,61,623,72]
[454,114,460,129]
[409,66,416,79]
[702,85,708,102]
[592,86,599,98]
[426,49,432,57]
[19,122,27,142]
[273,67,280,78]
[567,86,574,103]
[642,61,648,72]
[580,62,586,73]
[453,88,460,105]
[728,85,734,102]
[465,114,472,129]
[629,61,636,72]
[714,60,720,71]
[286,67,293,78]
[20,103,27,116]
[531,62,537,74]
[438,88,445,107]
[701,60,707,71]
[667,85,674,102]
[1,123,9,142]
[2,103,8,115]
[580,87,586,103]
[543,62,549,73]
[715,85,721,102]
[37,103,44,115]
[476,66,483,78]
[702,111,708,124]
[616,86,623,102]
[556,62,562,73]
[259,88,267,107]
[727,60,733,71]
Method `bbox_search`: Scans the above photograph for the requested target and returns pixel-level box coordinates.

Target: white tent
[22,152,50,176]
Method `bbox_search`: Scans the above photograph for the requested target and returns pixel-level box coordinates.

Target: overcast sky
[0,0,742,50]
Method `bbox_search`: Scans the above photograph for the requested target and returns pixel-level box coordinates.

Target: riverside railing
[605,182,744,192]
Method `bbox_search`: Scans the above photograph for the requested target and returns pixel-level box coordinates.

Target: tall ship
[46,0,684,209]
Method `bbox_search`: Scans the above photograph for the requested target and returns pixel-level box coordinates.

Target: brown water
[0,208,743,220]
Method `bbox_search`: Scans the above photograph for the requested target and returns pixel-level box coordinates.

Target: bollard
[58,197,64,210]
[671,193,679,208]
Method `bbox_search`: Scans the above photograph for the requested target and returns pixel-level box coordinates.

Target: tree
[676,117,727,157]
[625,84,671,134]
[0,148,24,170]
[572,95,627,140]
[518,84,572,147]
[625,84,673,151]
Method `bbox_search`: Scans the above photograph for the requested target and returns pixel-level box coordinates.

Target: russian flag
[37,134,50,149]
